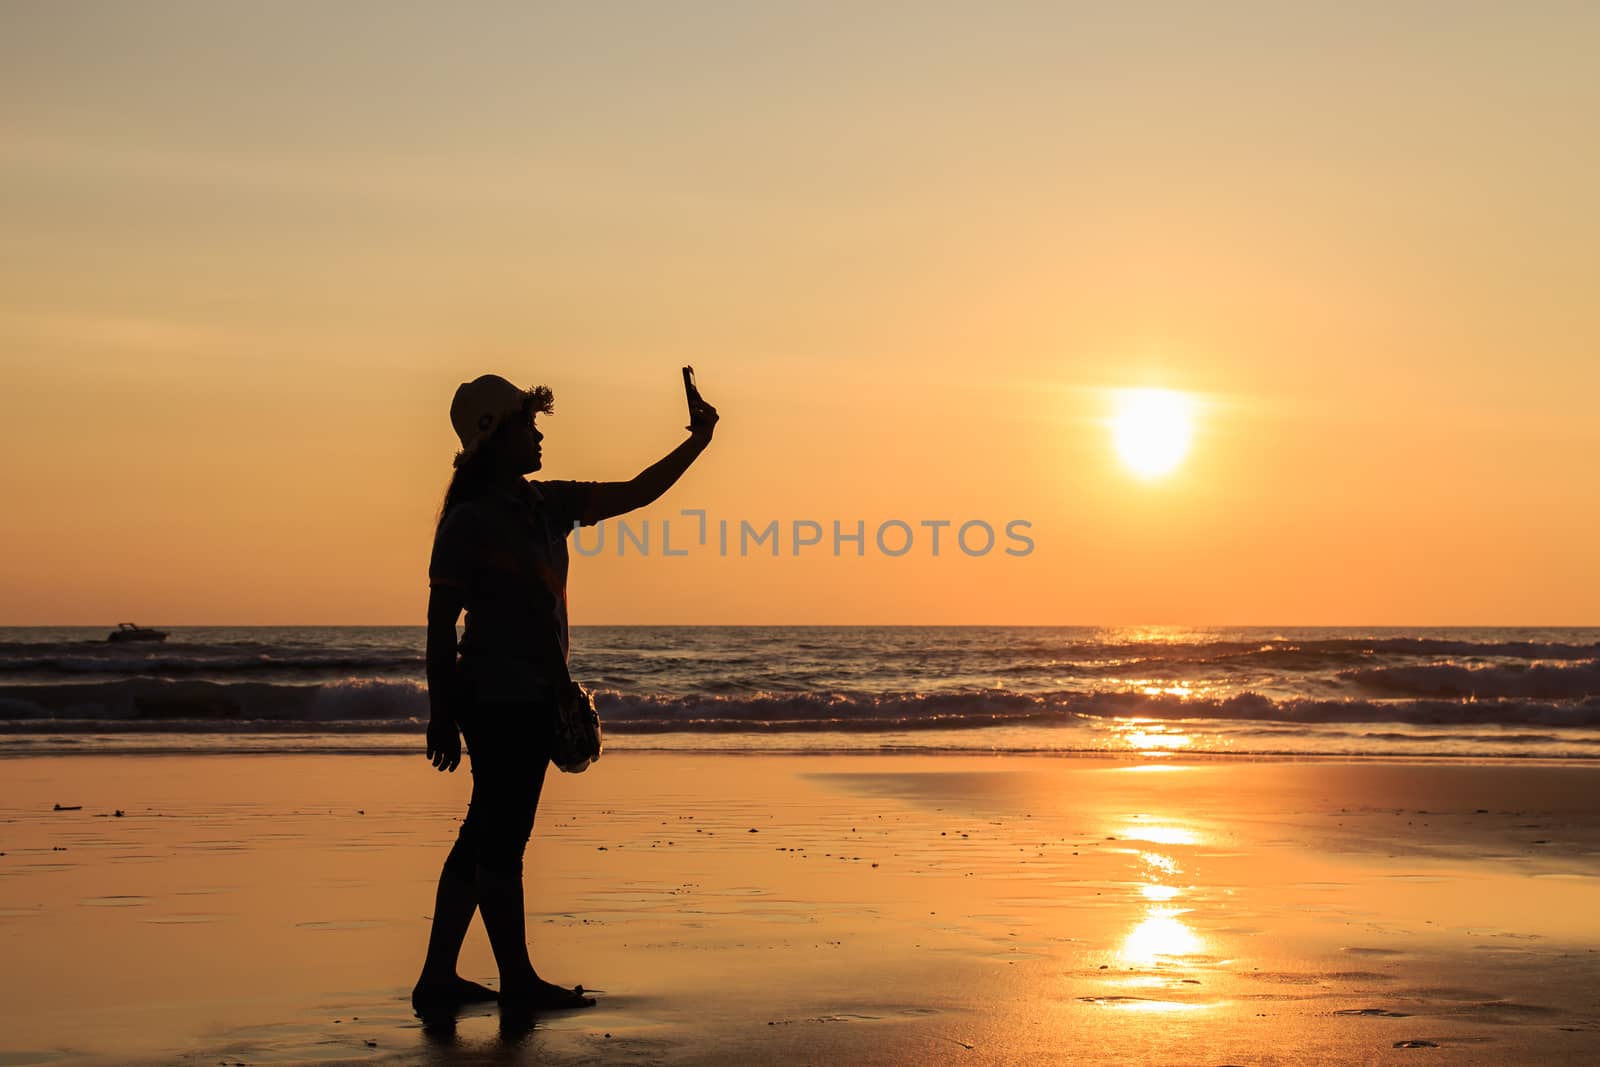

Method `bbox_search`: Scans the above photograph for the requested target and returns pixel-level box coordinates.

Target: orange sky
[2,4,1596,624]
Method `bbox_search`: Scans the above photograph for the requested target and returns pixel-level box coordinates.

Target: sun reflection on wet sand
[1079,995,1211,1012]
[1139,851,1181,876]
[1109,813,1215,1011]
[1120,906,1205,966]
[1119,824,1200,846]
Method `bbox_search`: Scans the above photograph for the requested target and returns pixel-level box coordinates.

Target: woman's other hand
[426,716,461,772]
[423,587,465,772]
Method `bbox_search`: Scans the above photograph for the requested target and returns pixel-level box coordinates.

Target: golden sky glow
[2,4,1598,624]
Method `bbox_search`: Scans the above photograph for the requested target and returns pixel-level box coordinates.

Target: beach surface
[2,753,1599,1065]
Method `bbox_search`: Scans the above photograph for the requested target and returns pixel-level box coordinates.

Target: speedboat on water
[108,623,168,643]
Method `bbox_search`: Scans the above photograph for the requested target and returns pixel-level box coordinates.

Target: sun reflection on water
[1125,730,1194,751]
[1106,717,1197,756]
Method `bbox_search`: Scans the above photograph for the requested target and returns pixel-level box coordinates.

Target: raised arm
[424,584,466,772]
[584,390,719,522]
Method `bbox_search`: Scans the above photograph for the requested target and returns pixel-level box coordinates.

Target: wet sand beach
[2,753,1598,1065]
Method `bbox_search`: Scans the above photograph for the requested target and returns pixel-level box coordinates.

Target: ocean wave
[591,689,1600,730]
[9,681,1600,739]
[1342,662,1600,699]
[0,679,428,722]
[7,635,1598,679]
[0,718,425,735]
[995,636,1600,661]
[6,679,1599,731]
[0,651,422,677]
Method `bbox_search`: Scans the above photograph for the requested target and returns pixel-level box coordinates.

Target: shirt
[428,478,601,702]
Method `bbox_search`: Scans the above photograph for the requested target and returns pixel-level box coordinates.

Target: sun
[1113,389,1194,478]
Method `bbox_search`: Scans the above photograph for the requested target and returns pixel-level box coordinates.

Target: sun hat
[449,374,553,467]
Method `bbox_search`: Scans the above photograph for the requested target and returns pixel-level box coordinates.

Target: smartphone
[682,365,701,410]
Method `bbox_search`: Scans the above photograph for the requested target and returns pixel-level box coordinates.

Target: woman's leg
[415,862,478,978]
[430,702,592,1009]
[413,823,499,1007]
[469,740,594,1008]
[412,708,509,1008]
[473,755,545,983]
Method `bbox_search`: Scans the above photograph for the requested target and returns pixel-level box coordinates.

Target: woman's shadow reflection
[414,997,553,1056]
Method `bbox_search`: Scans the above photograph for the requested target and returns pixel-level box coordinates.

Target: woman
[411,371,718,1014]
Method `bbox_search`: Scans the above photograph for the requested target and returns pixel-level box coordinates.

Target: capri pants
[442,699,554,879]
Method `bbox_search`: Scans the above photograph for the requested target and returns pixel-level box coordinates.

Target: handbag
[551,676,603,774]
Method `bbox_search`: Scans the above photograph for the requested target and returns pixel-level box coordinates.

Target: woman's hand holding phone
[683,365,719,442]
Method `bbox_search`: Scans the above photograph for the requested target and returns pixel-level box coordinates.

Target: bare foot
[501,974,596,1010]
[412,974,500,1012]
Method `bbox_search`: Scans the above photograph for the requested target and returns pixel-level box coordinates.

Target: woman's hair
[435,386,555,535]
[435,447,499,535]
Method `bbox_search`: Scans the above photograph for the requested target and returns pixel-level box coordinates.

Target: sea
[2,626,1598,761]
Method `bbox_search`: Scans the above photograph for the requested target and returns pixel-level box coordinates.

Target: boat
[108,623,168,643]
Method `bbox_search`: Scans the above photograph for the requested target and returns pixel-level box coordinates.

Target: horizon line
[3,622,1597,630]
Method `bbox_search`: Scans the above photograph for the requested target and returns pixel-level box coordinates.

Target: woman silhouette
[412,372,717,1013]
